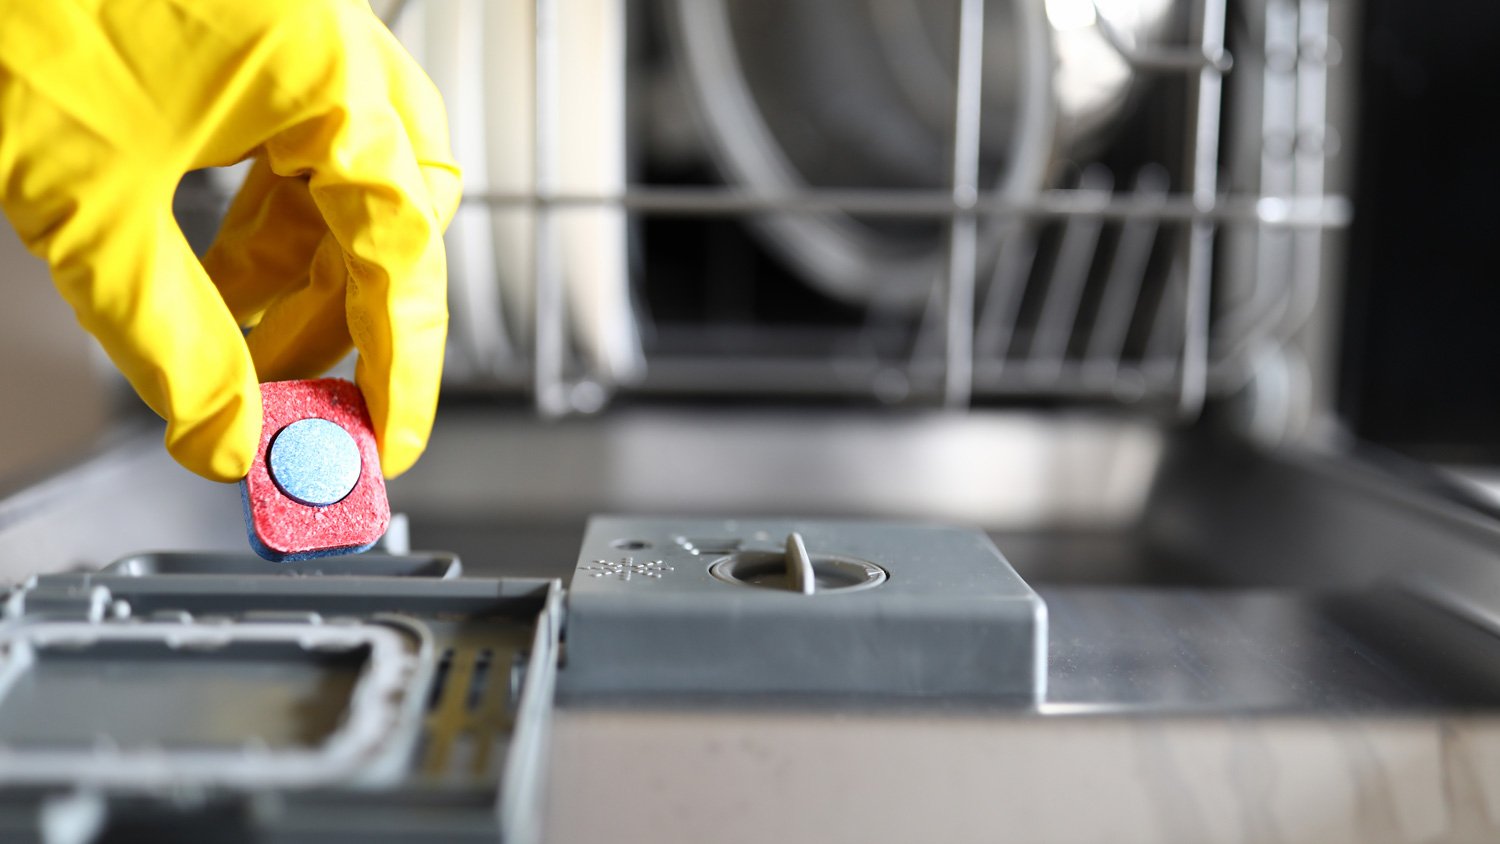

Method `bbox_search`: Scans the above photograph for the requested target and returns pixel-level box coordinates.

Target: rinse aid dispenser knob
[706,532,888,595]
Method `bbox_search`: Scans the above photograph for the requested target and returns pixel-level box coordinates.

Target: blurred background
[7,0,1475,469]
[12,0,1498,567]
[2,0,1496,562]
[15,0,1497,512]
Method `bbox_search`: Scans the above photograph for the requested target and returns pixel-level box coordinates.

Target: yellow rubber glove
[0,0,461,481]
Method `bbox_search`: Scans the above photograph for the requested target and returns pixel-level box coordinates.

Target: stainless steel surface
[943,0,986,407]
[1043,586,1500,711]
[392,407,1163,529]
[542,584,1500,842]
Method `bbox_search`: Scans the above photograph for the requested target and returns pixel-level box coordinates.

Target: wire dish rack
[366,0,1350,420]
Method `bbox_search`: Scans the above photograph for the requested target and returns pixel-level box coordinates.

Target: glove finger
[243,233,354,382]
[376,27,464,227]
[200,157,327,326]
[50,197,262,482]
[264,118,449,479]
[250,4,458,478]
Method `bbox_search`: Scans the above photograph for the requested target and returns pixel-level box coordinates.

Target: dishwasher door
[3,407,1498,842]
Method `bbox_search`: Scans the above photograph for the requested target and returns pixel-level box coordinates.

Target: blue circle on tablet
[267,418,362,507]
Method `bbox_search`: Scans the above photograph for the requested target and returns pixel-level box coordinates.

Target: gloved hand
[0,0,461,481]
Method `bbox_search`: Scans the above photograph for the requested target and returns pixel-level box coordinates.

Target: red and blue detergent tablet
[240,379,390,561]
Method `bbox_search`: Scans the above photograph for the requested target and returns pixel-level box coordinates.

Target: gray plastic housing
[0,550,561,844]
[561,517,1047,701]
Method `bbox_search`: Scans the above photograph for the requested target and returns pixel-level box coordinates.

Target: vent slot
[420,639,521,779]
[466,649,493,712]
[426,647,454,711]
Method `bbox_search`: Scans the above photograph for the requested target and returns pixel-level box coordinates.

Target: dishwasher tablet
[239,378,391,561]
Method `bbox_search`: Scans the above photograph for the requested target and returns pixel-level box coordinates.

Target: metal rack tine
[1176,0,1229,415]
[942,0,987,409]
[532,0,567,416]
[974,226,1039,363]
[375,0,1352,414]
[1029,165,1114,372]
[451,0,515,378]
[1086,165,1169,370]
[463,188,1348,227]
[908,270,950,376]
[1146,260,1186,363]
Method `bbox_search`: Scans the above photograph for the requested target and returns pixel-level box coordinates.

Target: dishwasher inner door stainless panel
[4,407,1500,840]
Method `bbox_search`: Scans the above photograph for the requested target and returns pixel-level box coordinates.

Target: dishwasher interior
[5,0,1500,841]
